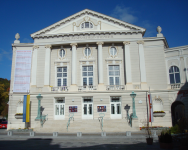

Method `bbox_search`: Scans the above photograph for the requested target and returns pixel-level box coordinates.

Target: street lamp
[35,94,43,120]
[130,91,138,119]
[35,93,48,127]
[124,104,132,126]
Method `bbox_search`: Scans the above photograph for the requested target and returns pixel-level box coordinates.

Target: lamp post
[130,91,138,119]
[35,94,43,120]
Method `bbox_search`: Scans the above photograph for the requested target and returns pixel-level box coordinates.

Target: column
[44,45,51,86]
[31,45,39,85]
[70,43,77,85]
[96,42,104,84]
[137,41,147,89]
[123,41,132,84]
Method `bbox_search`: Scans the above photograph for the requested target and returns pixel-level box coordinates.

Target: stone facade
[8,9,188,132]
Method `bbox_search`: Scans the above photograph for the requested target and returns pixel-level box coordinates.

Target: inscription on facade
[62,35,113,41]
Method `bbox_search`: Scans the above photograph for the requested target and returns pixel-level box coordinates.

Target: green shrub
[170,124,181,134]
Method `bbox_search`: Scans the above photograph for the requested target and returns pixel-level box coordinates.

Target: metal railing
[98,113,105,131]
[67,113,74,131]
[78,85,97,91]
[51,86,69,91]
[106,85,125,90]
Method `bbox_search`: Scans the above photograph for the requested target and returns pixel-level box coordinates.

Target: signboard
[13,50,32,93]
[97,106,106,112]
[69,106,77,113]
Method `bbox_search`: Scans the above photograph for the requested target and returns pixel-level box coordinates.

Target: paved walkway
[0,129,179,150]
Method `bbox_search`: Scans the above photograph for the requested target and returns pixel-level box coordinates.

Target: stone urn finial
[157,26,162,34]
[15,33,20,40]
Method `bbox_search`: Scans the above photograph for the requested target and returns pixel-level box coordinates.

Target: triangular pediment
[31,9,145,38]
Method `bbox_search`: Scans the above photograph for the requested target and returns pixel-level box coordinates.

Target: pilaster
[44,45,51,86]
[70,43,77,91]
[31,45,39,85]
[137,41,147,89]
[123,41,133,90]
[96,42,105,90]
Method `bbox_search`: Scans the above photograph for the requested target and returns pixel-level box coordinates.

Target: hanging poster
[13,50,32,93]
[69,106,78,113]
[97,105,106,112]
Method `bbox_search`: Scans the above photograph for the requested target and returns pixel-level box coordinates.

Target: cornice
[32,30,143,39]
[31,9,146,38]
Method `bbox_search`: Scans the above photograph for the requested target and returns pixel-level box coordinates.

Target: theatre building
[8,9,188,132]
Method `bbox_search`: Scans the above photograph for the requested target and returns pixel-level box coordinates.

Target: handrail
[67,113,74,131]
[98,113,105,131]
[41,114,48,127]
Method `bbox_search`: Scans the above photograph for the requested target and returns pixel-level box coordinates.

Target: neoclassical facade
[8,9,188,132]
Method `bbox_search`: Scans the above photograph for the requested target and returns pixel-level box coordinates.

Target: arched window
[169,66,180,84]
[85,47,91,56]
[59,49,65,58]
[81,22,93,29]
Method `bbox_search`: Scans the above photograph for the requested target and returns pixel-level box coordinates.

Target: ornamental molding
[31,9,145,37]
[96,41,104,45]
[33,45,39,49]
[45,45,52,49]
[73,16,101,31]
[70,43,77,47]
[123,41,130,45]
[137,40,144,45]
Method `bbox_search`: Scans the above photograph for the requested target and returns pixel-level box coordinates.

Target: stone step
[33,119,139,133]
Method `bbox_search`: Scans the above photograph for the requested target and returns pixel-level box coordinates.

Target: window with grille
[82,66,93,86]
[169,66,180,84]
[109,65,120,85]
[57,67,67,86]
[81,22,93,29]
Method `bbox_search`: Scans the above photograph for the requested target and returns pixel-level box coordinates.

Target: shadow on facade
[0,138,172,150]
[171,82,188,126]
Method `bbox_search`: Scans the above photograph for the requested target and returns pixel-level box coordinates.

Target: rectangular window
[82,66,93,86]
[57,67,67,86]
[109,65,120,85]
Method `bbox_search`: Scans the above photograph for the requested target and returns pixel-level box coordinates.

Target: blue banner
[23,95,27,122]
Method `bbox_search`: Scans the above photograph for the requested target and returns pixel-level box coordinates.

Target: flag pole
[149,87,152,127]
[146,91,149,128]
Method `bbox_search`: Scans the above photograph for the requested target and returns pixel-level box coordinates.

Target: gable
[31,9,145,37]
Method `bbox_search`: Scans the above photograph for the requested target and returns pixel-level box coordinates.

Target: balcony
[51,86,69,92]
[106,85,125,90]
[170,83,183,89]
[78,85,97,91]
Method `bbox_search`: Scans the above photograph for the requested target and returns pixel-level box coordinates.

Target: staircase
[33,119,139,133]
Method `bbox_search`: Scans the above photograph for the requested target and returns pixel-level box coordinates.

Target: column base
[126,83,133,90]
[69,85,78,91]
[141,82,148,90]
[98,83,106,91]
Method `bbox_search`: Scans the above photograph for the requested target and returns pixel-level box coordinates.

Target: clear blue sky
[0,0,188,80]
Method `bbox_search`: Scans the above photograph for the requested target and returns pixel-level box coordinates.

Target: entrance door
[82,98,93,119]
[54,99,65,120]
[110,97,121,119]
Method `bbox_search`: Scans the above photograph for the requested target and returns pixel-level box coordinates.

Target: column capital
[96,42,104,45]
[45,45,52,49]
[70,43,77,47]
[123,41,130,45]
[137,40,144,45]
[33,45,39,49]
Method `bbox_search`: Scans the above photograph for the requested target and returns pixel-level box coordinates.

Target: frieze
[62,35,113,41]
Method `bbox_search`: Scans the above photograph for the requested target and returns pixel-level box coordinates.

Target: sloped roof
[31,9,146,38]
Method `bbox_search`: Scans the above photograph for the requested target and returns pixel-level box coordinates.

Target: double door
[54,103,65,120]
[111,102,121,119]
[82,99,93,119]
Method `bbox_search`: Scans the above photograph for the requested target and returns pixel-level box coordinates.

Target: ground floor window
[54,98,65,120]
